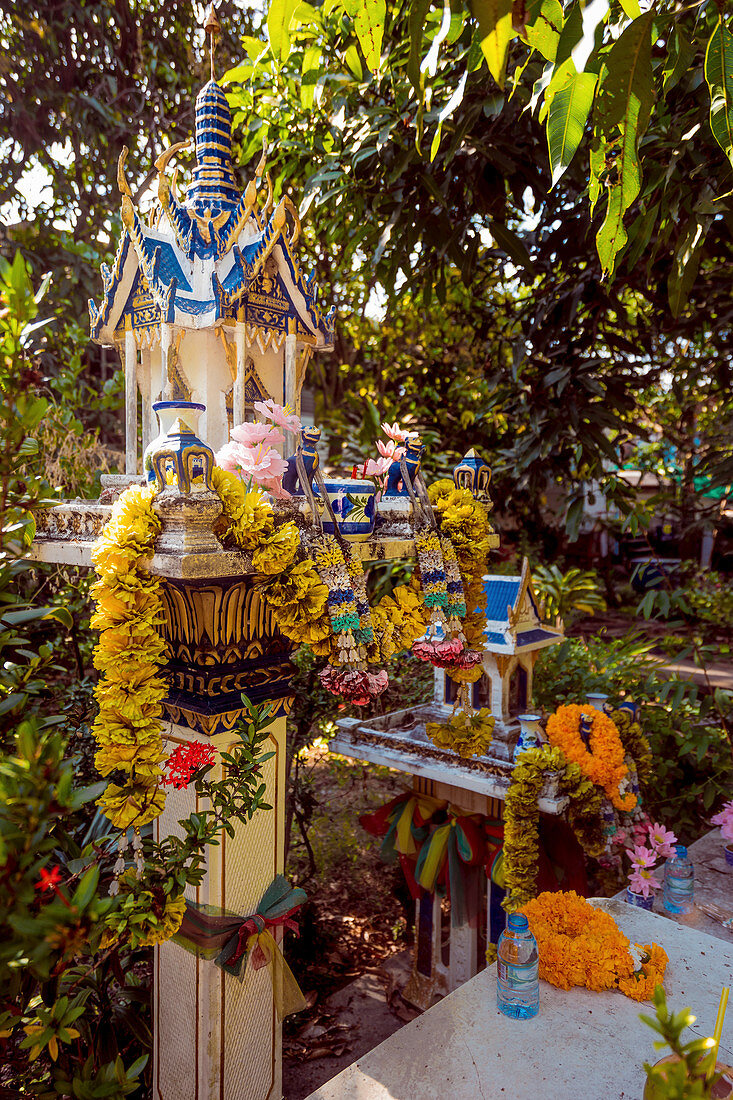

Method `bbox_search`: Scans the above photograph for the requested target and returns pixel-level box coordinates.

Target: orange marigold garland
[545,704,637,812]
[520,891,667,1003]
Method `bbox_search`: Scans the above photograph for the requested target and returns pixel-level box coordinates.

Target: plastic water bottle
[663,845,694,914]
[496,913,539,1019]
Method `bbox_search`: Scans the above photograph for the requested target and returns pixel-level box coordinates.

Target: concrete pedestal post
[153,716,287,1100]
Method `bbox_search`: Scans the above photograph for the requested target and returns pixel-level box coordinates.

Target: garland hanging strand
[90,485,168,830]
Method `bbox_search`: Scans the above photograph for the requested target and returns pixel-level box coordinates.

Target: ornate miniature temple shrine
[29,6,579,1094]
[88,44,333,472]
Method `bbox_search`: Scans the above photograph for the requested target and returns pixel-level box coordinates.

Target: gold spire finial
[203,3,221,81]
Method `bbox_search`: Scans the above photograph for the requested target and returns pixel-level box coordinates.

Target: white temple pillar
[284,324,298,454]
[234,310,246,427]
[124,319,138,475]
[153,716,287,1100]
[161,322,173,399]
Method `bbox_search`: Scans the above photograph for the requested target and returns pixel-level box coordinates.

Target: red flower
[36,866,63,893]
[163,742,217,790]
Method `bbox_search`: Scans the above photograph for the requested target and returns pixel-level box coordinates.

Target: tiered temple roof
[89,78,335,350]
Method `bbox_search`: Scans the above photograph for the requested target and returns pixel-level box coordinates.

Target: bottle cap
[507,913,529,932]
[675,844,688,859]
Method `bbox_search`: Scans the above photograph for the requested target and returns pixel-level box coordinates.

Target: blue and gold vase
[143,400,214,492]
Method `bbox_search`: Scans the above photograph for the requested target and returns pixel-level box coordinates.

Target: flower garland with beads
[520,890,668,1002]
[502,745,606,911]
[545,703,637,812]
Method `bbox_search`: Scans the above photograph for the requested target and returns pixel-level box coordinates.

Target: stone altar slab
[304,901,733,1100]
[331,707,566,814]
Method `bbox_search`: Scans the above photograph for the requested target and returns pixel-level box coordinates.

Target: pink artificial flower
[628,866,661,898]
[363,456,392,478]
[254,399,302,435]
[613,828,628,846]
[230,421,284,448]
[216,441,288,485]
[711,799,733,841]
[413,637,465,667]
[376,438,405,461]
[647,822,678,858]
[626,845,657,870]
[381,421,409,444]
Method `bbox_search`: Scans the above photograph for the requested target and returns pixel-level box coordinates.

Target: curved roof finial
[203,2,221,81]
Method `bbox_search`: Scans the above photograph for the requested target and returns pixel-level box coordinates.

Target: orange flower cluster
[545,704,637,811]
[521,891,667,1002]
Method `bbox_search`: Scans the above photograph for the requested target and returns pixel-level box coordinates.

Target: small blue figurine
[579,711,593,749]
[282,426,321,495]
[384,434,424,497]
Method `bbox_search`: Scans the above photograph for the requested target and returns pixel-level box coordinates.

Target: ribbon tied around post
[172,874,307,1019]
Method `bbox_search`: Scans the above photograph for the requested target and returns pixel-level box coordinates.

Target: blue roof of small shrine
[482,578,522,621]
[478,560,563,655]
[88,75,335,347]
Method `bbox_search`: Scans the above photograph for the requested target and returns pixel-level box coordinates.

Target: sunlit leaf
[342,0,386,73]
[705,15,733,170]
[471,0,514,89]
[545,58,597,186]
[594,13,655,274]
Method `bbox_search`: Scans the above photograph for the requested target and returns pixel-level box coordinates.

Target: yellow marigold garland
[91,485,168,829]
[520,891,668,1002]
[545,703,637,812]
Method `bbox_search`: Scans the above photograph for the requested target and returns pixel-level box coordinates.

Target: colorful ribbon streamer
[172,874,307,1019]
[361,790,505,928]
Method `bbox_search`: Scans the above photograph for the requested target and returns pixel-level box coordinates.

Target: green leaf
[72,865,100,909]
[662,28,694,98]
[267,0,300,61]
[488,219,536,274]
[546,58,597,185]
[594,13,655,275]
[525,0,563,63]
[618,0,640,16]
[471,0,515,89]
[705,15,733,171]
[301,45,323,107]
[408,0,433,93]
[342,0,385,73]
[668,211,712,317]
[344,43,363,81]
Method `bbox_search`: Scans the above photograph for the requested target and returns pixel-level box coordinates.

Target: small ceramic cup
[321,478,377,542]
[626,886,654,910]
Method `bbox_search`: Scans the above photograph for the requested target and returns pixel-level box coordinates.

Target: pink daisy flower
[230,421,284,448]
[711,800,733,841]
[628,866,661,897]
[647,822,677,858]
[626,844,657,870]
[381,421,409,444]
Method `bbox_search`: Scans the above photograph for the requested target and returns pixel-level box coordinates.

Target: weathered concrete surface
[304,902,733,1100]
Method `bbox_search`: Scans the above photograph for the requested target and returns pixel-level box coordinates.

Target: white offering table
[305,899,733,1100]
